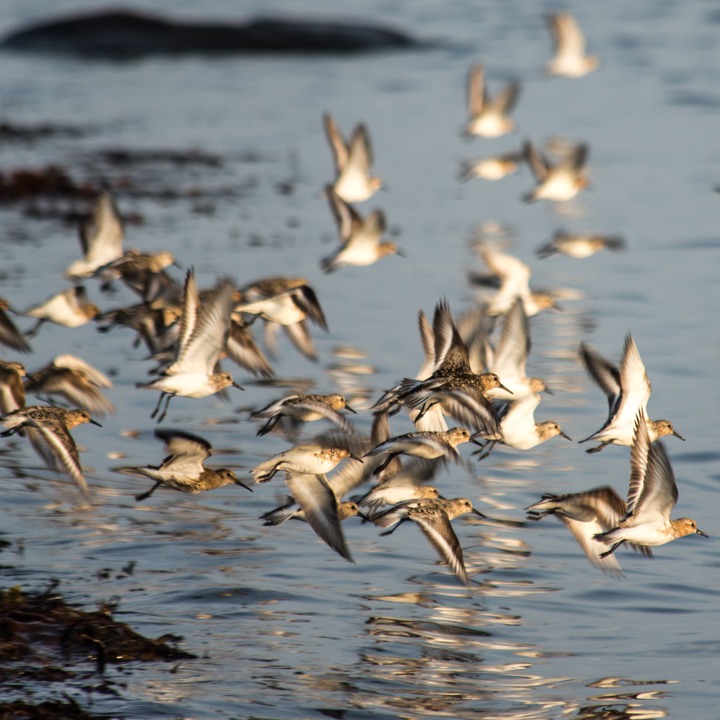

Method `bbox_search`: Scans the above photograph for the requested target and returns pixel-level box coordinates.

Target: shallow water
[1,1,719,718]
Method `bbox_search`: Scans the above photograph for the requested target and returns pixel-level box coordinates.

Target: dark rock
[1,9,429,58]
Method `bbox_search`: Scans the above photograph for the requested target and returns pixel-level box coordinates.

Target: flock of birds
[0,11,708,586]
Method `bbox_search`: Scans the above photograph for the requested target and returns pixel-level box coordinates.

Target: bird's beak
[498,383,513,395]
[469,433,487,447]
[696,528,709,538]
[349,454,364,463]
[235,478,253,492]
[543,384,554,395]
[232,382,244,391]
[471,507,487,518]
[395,248,407,259]
[673,430,686,441]
[356,511,370,522]
[89,418,103,427]
[560,431,573,441]
[344,404,357,414]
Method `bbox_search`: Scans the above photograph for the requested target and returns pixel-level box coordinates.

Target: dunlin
[323,113,383,202]
[459,152,523,182]
[117,428,251,501]
[594,413,707,557]
[364,427,479,476]
[250,393,356,438]
[465,63,520,138]
[322,186,400,272]
[579,334,684,453]
[372,497,485,584]
[139,270,242,422]
[546,12,599,78]
[99,248,179,303]
[373,300,507,434]
[1,405,101,500]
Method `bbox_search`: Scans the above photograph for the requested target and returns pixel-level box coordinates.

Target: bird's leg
[599,540,624,558]
[24,318,45,338]
[135,481,161,502]
[373,452,399,476]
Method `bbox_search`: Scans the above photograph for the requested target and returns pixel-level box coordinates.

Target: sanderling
[139,270,242,423]
[579,333,684,453]
[66,188,124,280]
[537,231,626,259]
[234,276,327,361]
[522,139,590,203]
[22,286,99,337]
[251,432,363,484]
[475,248,559,317]
[322,186,400,272]
[545,12,599,78]
[323,113,383,202]
[465,63,520,138]
[526,485,647,576]
[25,354,114,415]
[474,392,570,459]
[594,412,707,557]
[0,360,26,414]
[260,471,367,562]
[459,152,523,182]
[485,298,548,401]
[0,298,32,353]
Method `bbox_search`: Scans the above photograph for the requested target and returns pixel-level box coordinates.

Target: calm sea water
[1,1,719,718]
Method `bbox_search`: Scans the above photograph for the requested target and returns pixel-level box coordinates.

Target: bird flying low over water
[0,405,101,501]
[139,269,242,423]
[322,186,401,272]
[522,139,590,203]
[465,63,520,139]
[579,333,684,453]
[545,12,599,78]
[594,412,707,558]
[526,485,648,576]
[372,497,485,585]
[117,428,251,501]
[66,188,125,280]
[250,392,357,439]
[323,113,383,203]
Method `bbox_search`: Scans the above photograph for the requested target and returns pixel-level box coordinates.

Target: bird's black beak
[235,478,253,492]
[697,528,709,538]
[232,382,244,391]
[89,418,103,427]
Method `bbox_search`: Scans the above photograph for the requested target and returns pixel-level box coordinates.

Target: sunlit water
[1,1,719,718]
